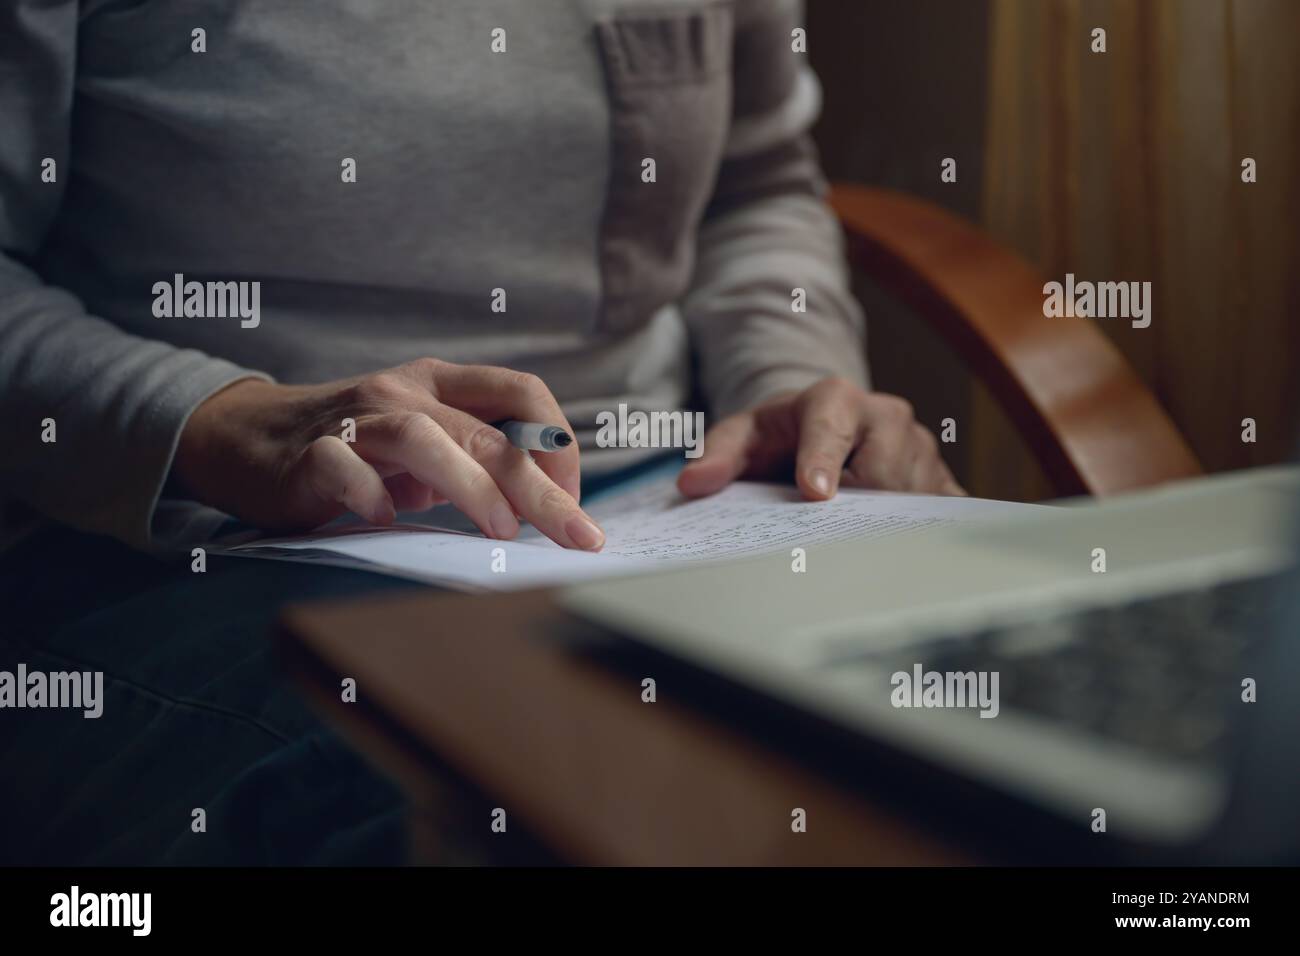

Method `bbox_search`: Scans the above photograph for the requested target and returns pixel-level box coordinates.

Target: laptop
[559,464,1300,862]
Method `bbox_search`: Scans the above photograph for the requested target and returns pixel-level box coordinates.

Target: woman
[0,0,958,863]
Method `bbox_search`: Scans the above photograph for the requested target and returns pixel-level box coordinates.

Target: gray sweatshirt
[0,0,868,550]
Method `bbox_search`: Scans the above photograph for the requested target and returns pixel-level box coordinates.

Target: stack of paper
[221,477,1040,591]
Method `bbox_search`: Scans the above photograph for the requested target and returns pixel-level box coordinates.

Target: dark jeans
[0,457,675,865]
[0,525,422,865]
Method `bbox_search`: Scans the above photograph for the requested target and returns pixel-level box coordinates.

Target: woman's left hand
[677,378,965,501]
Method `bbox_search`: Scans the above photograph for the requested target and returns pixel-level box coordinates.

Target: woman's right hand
[173,358,605,550]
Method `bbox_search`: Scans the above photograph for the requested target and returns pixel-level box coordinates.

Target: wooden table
[278,587,969,866]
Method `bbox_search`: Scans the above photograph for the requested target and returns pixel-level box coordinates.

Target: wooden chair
[828,183,1202,497]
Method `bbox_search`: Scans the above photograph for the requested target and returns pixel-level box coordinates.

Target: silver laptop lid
[1208,497,1300,862]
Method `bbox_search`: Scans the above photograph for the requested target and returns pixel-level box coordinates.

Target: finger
[414,360,582,502]
[935,460,967,497]
[793,386,862,500]
[846,427,911,490]
[844,398,915,490]
[677,413,758,498]
[916,451,964,496]
[912,458,948,495]
[431,405,605,551]
[383,473,444,513]
[902,423,964,495]
[295,436,395,526]
[351,412,520,540]
[906,423,942,493]
[931,466,964,496]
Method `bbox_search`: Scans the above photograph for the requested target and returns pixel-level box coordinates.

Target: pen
[497,420,573,453]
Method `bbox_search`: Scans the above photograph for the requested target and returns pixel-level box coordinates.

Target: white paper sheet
[221,476,1041,591]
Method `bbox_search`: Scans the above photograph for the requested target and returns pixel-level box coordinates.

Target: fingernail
[565,514,605,551]
[489,503,519,539]
[809,469,832,497]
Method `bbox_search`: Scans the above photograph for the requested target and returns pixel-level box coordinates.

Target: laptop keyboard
[874,572,1287,761]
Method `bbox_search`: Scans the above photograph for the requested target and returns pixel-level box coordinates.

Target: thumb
[677,413,757,498]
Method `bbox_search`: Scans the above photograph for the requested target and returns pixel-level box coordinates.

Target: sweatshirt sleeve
[0,0,266,549]
[682,0,869,419]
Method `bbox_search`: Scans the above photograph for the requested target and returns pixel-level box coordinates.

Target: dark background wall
[809,0,991,220]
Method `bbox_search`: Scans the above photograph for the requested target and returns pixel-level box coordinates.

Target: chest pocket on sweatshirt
[593,3,733,334]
